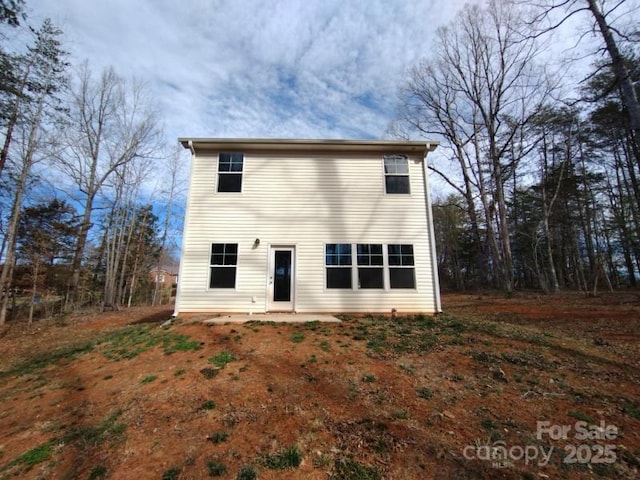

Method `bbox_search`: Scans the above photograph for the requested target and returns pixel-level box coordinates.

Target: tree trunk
[65,196,95,311]
[28,260,39,324]
[0,160,29,324]
[586,0,640,131]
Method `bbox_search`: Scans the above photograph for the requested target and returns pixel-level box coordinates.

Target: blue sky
[28,0,468,143]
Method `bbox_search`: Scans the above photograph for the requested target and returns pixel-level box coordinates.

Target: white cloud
[28,0,468,142]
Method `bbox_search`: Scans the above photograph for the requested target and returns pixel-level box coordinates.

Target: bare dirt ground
[0,292,638,479]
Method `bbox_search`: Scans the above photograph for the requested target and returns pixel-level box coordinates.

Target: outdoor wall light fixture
[254,238,260,246]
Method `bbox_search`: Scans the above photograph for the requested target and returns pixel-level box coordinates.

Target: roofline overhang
[179,138,439,156]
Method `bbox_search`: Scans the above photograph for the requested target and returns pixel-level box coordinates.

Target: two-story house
[174,138,441,315]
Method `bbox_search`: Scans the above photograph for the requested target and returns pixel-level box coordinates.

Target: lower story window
[357,244,384,289]
[388,244,416,288]
[210,243,237,288]
[324,243,417,290]
[326,243,352,288]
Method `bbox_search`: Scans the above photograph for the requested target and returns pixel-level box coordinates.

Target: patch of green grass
[162,467,181,480]
[302,321,321,331]
[416,387,433,400]
[207,432,230,444]
[330,457,381,480]
[200,367,219,379]
[481,419,496,430]
[391,409,408,420]
[313,453,332,468]
[624,400,640,419]
[361,374,376,383]
[413,314,436,328]
[174,369,186,377]
[469,351,499,363]
[4,440,54,470]
[318,340,331,351]
[501,351,548,368]
[348,380,359,400]
[262,445,302,470]
[399,364,415,375]
[290,331,305,343]
[63,409,126,449]
[140,375,157,384]
[96,325,202,361]
[237,465,257,480]
[208,351,236,368]
[441,317,467,334]
[88,465,108,479]
[201,400,216,410]
[162,334,203,354]
[0,341,95,378]
[207,460,227,477]
[569,410,595,423]
[366,332,388,352]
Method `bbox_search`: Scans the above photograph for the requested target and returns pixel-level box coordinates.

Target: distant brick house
[150,266,178,302]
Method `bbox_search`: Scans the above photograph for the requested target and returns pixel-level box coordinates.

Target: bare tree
[397,0,556,292]
[55,63,162,310]
[152,145,187,305]
[524,0,640,131]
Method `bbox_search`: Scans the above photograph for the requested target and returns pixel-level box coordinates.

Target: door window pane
[273,250,292,301]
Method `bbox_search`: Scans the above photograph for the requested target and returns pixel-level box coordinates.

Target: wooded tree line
[395,0,640,294]
[0,1,183,323]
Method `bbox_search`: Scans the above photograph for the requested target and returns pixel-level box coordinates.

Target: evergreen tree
[0,19,68,324]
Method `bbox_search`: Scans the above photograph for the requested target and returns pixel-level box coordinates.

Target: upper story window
[383,155,410,194]
[217,153,243,192]
[210,243,238,288]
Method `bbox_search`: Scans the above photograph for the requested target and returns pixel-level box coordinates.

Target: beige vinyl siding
[176,151,438,313]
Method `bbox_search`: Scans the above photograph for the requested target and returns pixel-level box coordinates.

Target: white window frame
[325,243,353,289]
[387,244,416,289]
[216,152,244,193]
[209,243,238,289]
[383,155,411,195]
[323,243,417,291]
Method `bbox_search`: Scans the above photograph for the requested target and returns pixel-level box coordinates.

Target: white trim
[267,245,296,312]
[172,146,196,317]
[323,242,355,291]
[422,155,442,313]
[382,154,412,195]
[216,152,244,194]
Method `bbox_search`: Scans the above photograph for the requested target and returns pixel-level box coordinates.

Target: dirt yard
[0,292,638,479]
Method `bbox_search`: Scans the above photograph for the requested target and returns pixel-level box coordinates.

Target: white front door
[268,246,295,312]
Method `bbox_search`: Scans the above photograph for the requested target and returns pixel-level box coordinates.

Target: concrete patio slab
[203,313,341,325]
